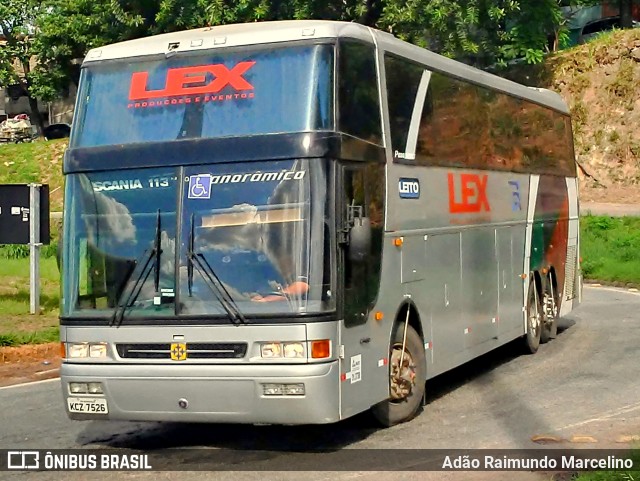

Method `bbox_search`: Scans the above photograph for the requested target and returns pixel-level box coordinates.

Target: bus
[60,20,581,426]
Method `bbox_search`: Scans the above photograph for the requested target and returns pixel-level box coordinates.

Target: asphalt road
[1,286,639,480]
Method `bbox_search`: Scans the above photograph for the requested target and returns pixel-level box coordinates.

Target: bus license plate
[67,397,108,414]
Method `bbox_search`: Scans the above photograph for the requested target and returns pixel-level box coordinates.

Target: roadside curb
[585,279,640,290]
[0,376,59,390]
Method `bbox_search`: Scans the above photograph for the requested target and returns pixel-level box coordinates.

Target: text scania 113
[60,20,581,425]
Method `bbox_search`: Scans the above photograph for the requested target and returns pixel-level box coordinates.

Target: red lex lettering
[448,173,491,213]
[129,61,256,100]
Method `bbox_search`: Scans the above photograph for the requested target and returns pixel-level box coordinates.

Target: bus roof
[83,20,569,115]
[83,20,372,62]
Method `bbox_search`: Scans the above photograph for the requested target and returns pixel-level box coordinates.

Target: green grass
[0,256,60,346]
[0,327,59,347]
[0,138,66,211]
[0,139,65,345]
[580,215,640,285]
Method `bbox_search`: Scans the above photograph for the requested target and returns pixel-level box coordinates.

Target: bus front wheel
[371,323,426,427]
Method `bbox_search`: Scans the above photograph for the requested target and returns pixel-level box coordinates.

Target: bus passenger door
[338,164,384,419]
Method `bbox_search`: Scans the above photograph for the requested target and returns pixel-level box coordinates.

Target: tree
[379,0,602,67]
[29,0,613,102]
[0,0,46,133]
[31,0,150,99]
[33,0,384,99]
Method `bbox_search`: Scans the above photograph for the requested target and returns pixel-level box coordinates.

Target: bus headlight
[66,342,108,359]
[260,342,305,358]
[260,342,282,358]
[67,343,89,358]
[89,343,108,358]
[283,342,304,358]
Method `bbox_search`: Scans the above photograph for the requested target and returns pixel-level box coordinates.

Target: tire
[523,279,542,354]
[371,323,426,427]
[540,274,559,344]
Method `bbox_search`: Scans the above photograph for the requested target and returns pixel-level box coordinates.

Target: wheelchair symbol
[188,175,212,199]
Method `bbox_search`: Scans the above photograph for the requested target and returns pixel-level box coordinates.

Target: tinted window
[72,44,334,148]
[338,41,383,144]
[387,64,576,177]
[343,163,385,327]
[384,56,424,156]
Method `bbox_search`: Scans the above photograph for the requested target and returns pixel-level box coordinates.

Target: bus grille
[564,244,577,300]
[116,343,248,359]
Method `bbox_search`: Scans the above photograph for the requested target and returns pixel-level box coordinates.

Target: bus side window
[338,41,383,145]
[343,164,384,327]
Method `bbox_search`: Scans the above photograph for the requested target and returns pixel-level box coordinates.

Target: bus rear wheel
[540,273,559,343]
[371,323,426,427]
[523,279,542,354]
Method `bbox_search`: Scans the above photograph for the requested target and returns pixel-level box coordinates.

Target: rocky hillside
[504,29,640,204]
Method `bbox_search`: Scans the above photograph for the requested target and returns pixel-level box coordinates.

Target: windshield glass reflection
[72,44,333,148]
[62,160,335,320]
[63,170,178,317]
[180,159,334,315]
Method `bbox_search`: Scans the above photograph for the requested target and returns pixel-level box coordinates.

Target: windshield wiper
[110,210,163,327]
[186,214,247,325]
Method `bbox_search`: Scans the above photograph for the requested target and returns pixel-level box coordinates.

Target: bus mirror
[348,217,371,262]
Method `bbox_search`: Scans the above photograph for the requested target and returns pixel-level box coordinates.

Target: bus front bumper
[60,361,340,424]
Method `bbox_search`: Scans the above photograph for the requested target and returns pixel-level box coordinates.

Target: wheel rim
[529,297,541,336]
[389,343,416,401]
[544,291,558,320]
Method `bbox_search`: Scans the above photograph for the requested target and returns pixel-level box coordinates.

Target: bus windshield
[62,159,335,320]
[71,43,334,148]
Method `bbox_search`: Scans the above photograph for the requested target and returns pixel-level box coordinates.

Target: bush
[0,245,30,259]
[581,215,640,284]
[0,241,58,259]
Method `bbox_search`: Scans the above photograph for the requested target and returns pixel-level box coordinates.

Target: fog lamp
[69,382,88,394]
[284,384,305,396]
[87,382,104,394]
[262,384,285,396]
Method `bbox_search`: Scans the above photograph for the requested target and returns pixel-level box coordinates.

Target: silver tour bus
[61,20,581,426]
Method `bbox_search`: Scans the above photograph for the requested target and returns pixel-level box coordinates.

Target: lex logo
[447,173,490,214]
[129,61,256,100]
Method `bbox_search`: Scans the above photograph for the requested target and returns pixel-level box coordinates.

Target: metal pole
[29,184,41,314]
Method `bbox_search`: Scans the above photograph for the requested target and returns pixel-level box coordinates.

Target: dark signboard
[0,184,50,245]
